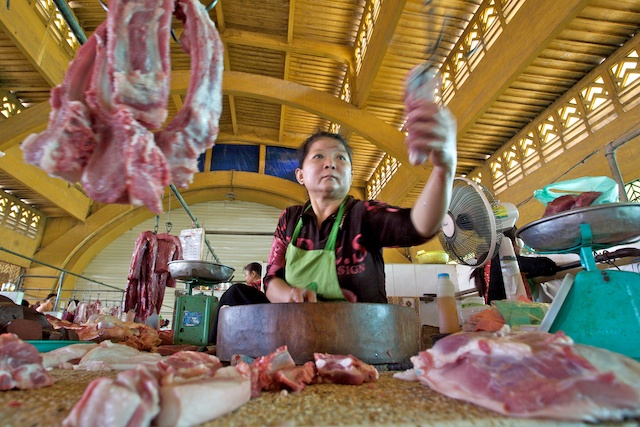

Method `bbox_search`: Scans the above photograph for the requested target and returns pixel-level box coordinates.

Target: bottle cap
[437,273,450,278]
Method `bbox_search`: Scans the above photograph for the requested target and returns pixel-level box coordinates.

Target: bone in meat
[155,0,224,187]
[108,0,174,129]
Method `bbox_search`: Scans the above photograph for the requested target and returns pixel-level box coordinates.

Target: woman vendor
[209,93,457,342]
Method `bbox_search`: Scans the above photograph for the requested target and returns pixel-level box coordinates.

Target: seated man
[208,262,268,344]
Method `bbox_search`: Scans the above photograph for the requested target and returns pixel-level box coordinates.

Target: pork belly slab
[411,330,640,422]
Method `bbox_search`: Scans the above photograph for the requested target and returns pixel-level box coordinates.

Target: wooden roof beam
[0,0,72,87]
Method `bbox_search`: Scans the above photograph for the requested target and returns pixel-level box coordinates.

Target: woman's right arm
[266,278,317,302]
[264,209,317,303]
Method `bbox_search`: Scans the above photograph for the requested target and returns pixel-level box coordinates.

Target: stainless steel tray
[168,260,235,283]
[516,203,640,253]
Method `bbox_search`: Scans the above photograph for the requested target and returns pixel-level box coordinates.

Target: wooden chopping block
[216,302,420,364]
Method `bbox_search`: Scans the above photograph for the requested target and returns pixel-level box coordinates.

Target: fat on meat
[41,342,98,369]
[22,0,223,214]
[157,350,222,384]
[155,367,251,427]
[410,330,640,422]
[63,365,161,427]
[0,334,55,390]
[108,0,174,129]
[314,353,379,385]
[75,340,163,371]
[21,26,102,183]
[65,352,250,427]
[155,0,224,187]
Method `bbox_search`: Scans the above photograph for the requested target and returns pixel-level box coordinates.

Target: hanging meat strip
[125,231,183,322]
[21,0,224,213]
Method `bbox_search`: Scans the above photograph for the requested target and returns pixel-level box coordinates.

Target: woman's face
[296,137,352,199]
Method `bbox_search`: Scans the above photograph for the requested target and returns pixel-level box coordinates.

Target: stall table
[0,369,637,426]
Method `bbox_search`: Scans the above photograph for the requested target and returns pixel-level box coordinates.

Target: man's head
[243,262,262,284]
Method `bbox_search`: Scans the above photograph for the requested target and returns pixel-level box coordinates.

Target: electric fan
[438,177,527,299]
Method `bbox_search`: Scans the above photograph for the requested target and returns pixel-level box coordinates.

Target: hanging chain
[166,189,173,233]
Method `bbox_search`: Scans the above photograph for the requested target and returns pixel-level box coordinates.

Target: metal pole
[169,184,221,263]
[604,128,640,203]
[52,0,87,45]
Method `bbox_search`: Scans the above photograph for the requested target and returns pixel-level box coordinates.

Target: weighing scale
[517,203,640,361]
[168,260,234,345]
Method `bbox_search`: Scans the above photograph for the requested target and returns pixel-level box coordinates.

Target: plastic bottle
[436,273,461,334]
[500,255,527,300]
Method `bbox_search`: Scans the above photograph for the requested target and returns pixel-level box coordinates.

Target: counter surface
[0,369,637,426]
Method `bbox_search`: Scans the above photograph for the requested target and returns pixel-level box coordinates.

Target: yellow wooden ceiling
[0,0,639,224]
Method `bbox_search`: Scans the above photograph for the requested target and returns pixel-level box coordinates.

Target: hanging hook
[154,215,160,234]
[166,190,173,233]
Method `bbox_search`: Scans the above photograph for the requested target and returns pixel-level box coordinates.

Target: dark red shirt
[264,197,429,303]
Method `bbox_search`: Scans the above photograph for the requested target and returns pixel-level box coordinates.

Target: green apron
[285,198,347,301]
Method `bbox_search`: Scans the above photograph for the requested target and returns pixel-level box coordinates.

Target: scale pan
[516,203,640,253]
[168,260,235,283]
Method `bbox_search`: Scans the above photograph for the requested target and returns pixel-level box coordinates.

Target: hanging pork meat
[125,231,183,322]
[21,0,224,213]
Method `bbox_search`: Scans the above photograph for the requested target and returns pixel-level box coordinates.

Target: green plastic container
[173,294,218,346]
[549,269,640,361]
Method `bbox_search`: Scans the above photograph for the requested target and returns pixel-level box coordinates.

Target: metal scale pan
[168,260,235,294]
[516,203,640,362]
[516,203,640,253]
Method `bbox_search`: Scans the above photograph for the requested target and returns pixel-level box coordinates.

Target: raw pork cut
[63,365,161,427]
[75,340,163,370]
[314,353,379,385]
[0,333,55,390]
[125,231,183,322]
[41,342,98,369]
[64,352,250,427]
[410,330,640,422]
[155,366,251,427]
[22,0,224,213]
[155,0,224,187]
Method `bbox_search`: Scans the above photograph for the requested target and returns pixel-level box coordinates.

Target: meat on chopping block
[0,334,55,390]
[22,0,224,213]
[410,330,640,422]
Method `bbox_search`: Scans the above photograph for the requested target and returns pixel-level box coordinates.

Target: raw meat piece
[0,334,55,390]
[62,365,161,427]
[542,191,602,217]
[108,0,173,129]
[77,315,161,352]
[75,340,163,371]
[22,0,223,213]
[314,353,379,385]
[272,362,316,392]
[155,367,251,427]
[543,194,577,216]
[158,351,222,384]
[411,330,640,422]
[21,25,103,183]
[41,342,98,369]
[156,0,224,187]
[250,345,297,396]
[126,231,183,322]
[574,191,602,207]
